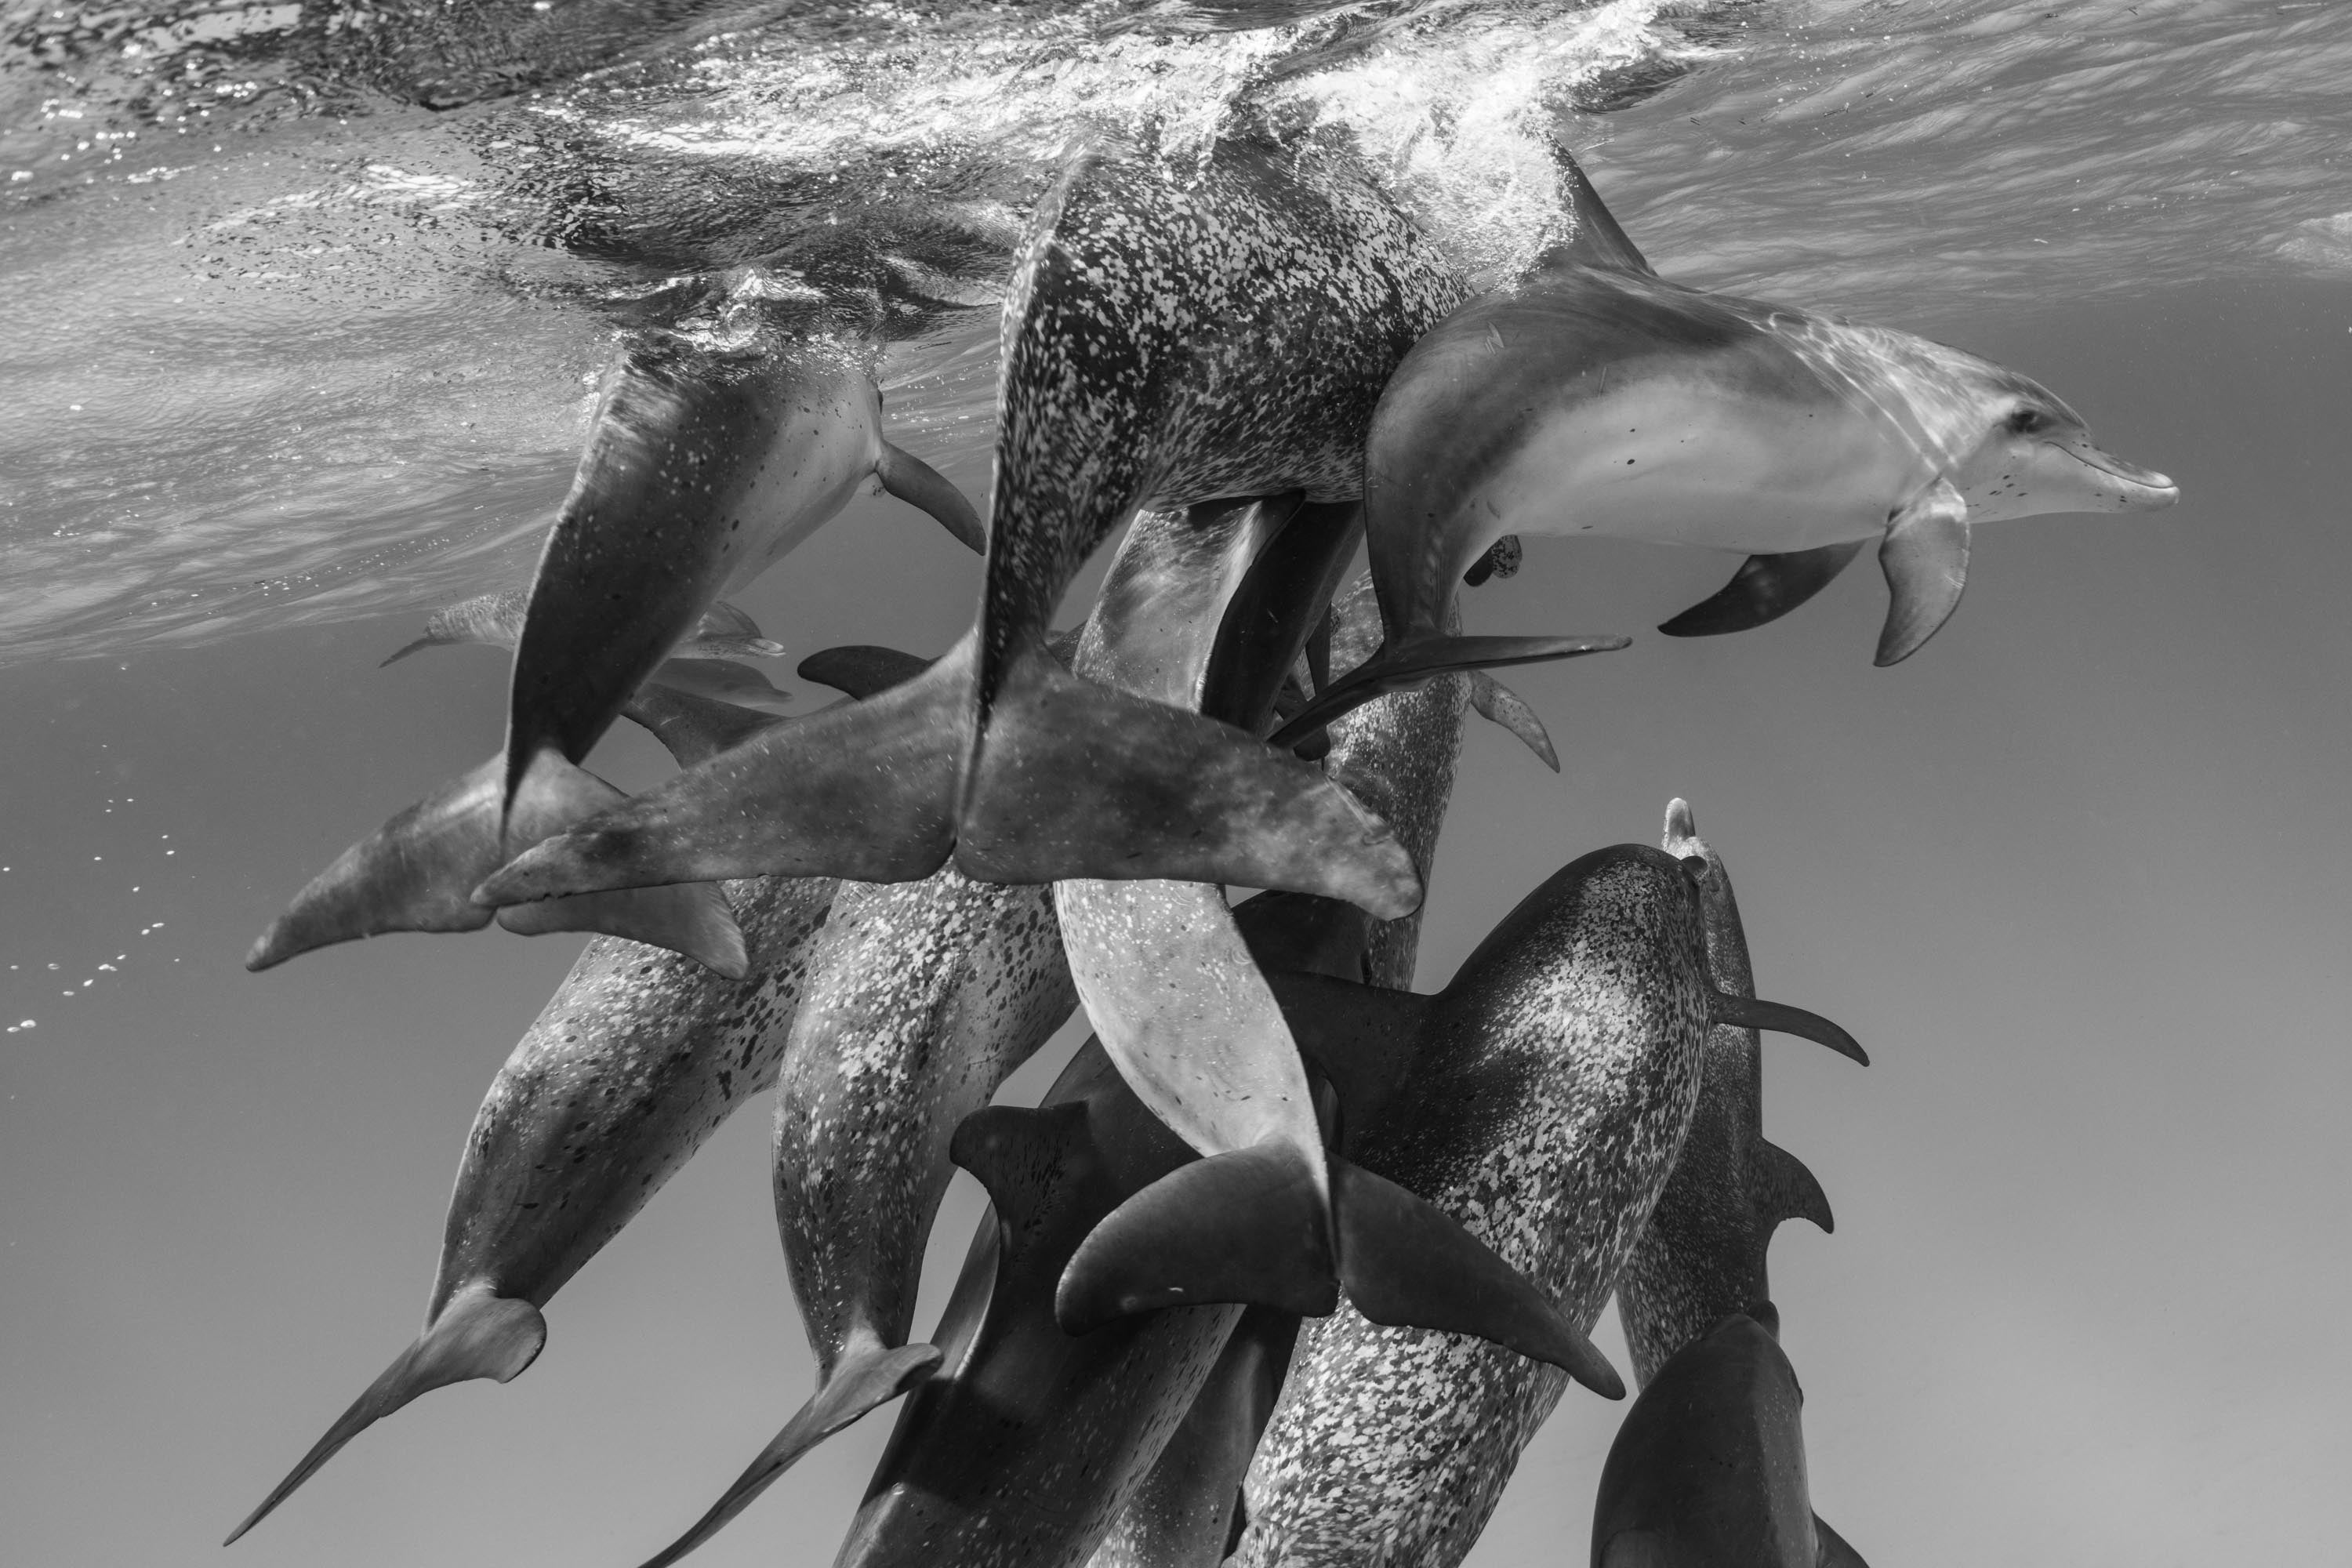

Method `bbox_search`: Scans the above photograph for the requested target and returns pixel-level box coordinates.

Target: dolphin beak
[2047,438,2179,510]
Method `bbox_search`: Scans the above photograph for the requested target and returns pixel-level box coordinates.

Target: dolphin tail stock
[873,440,987,553]
[1814,1515,1871,1568]
[1873,479,1970,666]
[631,1341,945,1568]
[473,637,975,906]
[1751,1138,1835,1236]
[245,752,746,977]
[1267,631,1629,753]
[956,632,1424,919]
[1466,670,1560,771]
[224,1287,544,1545]
[1708,993,1868,1066]
[1657,541,1868,640]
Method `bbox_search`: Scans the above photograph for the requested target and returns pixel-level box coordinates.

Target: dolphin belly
[715,368,889,596]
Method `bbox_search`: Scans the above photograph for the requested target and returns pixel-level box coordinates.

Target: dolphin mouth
[2044,440,2178,499]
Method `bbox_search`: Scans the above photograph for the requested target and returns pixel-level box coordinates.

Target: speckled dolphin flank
[1276,155,2179,741]
[1592,1313,1870,1568]
[227,698,839,1545]
[1230,843,1861,1568]
[474,133,1534,920]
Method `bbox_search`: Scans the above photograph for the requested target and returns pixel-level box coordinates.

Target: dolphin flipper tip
[1058,1142,1338,1334]
[225,1291,543,1545]
[1465,670,1560,771]
[1330,1159,1623,1399]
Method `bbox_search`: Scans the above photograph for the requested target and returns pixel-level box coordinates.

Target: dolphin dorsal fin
[1750,1138,1835,1236]
[950,1102,1094,1236]
[1528,151,1654,278]
[1814,1515,1872,1568]
[1264,973,1435,1142]
[619,687,789,769]
[796,644,937,702]
[694,600,768,641]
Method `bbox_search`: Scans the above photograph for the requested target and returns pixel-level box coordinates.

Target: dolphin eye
[2005,407,2047,434]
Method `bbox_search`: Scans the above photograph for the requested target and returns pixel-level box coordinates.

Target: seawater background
[1,2,2347,1565]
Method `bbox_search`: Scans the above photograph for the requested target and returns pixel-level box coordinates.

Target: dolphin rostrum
[1591,1312,1870,1568]
[1229,842,1862,1568]
[227,695,839,1544]
[1275,154,2179,742]
[473,133,1610,920]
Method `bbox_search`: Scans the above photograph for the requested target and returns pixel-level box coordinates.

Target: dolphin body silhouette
[474,134,1615,920]
[1229,844,1862,1568]
[227,695,837,1544]
[1275,157,2180,743]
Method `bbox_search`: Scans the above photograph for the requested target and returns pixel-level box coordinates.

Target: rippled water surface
[2,0,2346,660]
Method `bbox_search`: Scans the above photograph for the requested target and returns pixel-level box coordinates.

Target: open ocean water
[1,2,2347,1564]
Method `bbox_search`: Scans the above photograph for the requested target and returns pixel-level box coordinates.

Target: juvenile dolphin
[1230,844,1862,1568]
[1591,1313,1869,1568]
[474,134,1613,919]
[1616,800,1853,1385]
[227,696,839,1544]
[1276,156,2179,740]
[379,591,787,669]
[828,890,1613,1568]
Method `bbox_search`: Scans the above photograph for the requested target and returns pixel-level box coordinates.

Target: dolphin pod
[1228,844,1860,1568]
[248,289,979,977]
[1275,154,2179,742]
[471,133,1622,921]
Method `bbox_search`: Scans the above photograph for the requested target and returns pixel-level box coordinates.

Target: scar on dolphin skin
[1272,148,2178,745]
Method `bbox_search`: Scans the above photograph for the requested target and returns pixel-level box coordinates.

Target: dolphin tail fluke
[474,641,972,905]
[1657,541,1867,639]
[1710,993,1867,1065]
[1330,1156,1623,1397]
[958,637,1423,919]
[1751,1138,1835,1235]
[224,1289,543,1545]
[1466,670,1560,771]
[1055,1141,1339,1334]
[1815,1515,1871,1568]
[1269,631,1628,752]
[633,1341,943,1568]
[874,441,986,553]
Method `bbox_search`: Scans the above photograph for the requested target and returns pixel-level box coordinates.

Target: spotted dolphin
[1229,843,1862,1568]
[226,695,837,1544]
[1591,1312,1870,1568]
[379,590,787,670]
[1275,154,2179,741]
[474,133,1610,920]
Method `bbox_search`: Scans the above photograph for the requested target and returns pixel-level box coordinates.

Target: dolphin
[379,591,788,669]
[1615,800,1855,1385]
[473,133,1611,920]
[828,888,1616,1568]
[1591,1312,1869,1568]
[1274,154,2180,742]
[1229,843,1862,1568]
[498,282,982,831]
[226,694,839,1544]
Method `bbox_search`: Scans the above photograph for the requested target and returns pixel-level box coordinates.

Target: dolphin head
[1948,366,2180,521]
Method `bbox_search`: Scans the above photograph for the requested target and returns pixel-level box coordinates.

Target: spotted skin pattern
[1232,848,1715,1568]
[979,133,1467,706]
[437,871,838,1319]
[774,869,1076,1378]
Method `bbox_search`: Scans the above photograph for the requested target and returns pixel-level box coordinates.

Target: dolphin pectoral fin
[1330,1158,1622,1396]
[1657,541,1867,639]
[474,638,973,903]
[648,656,793,710]
[489,750,750,977]
[1710,993,1867,1065]
[795,644,937,702]
[1814,1515,1871,1568]
[1269,632,1629,752]
[619,687,789,770]
[633,1342,944,1568]
[245,760,510,970]
[1265,972,1434,1138]
[1465,670,1560,771]
[1874,481,1970,666]
[1751,1138,1835,1235]
[1056,1142,1339,1334]
[224,1287,543,1545]
[874,440,986,553]
[957,638,1422,918]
